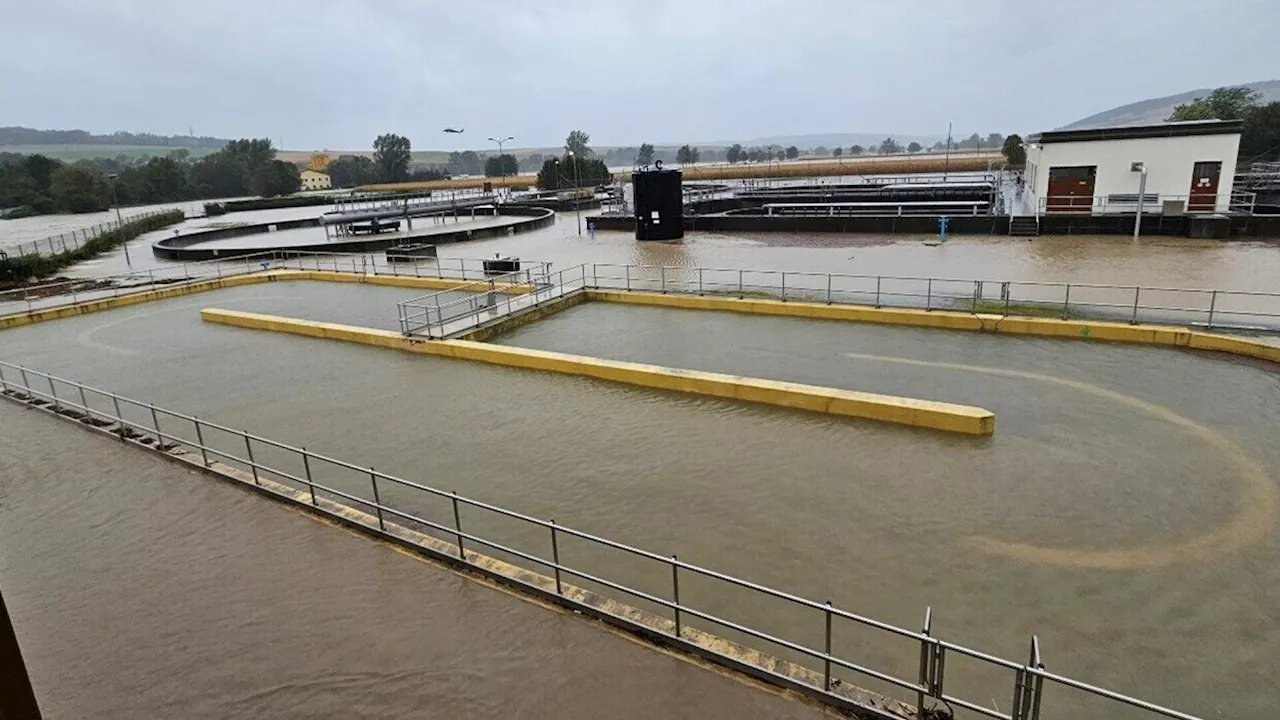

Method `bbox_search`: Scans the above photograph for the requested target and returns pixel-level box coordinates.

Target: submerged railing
[0,361,1211,720]
[397,263,588,338]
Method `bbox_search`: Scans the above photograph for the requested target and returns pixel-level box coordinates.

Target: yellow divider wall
[0,270,528,330]
[199,308,996,435]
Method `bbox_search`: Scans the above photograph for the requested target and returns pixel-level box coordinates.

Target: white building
[1023,120,1242,215]
[300,169,332,191]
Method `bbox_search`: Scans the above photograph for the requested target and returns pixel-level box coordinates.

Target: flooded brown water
[3,281,1280,717]
[0,400,835,720]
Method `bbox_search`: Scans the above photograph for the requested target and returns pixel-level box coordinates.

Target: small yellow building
[300,169,332,191]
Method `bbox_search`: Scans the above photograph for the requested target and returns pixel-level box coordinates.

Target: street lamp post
[107,174,131,268]
[568,150,582,236]
[488,135,514,184]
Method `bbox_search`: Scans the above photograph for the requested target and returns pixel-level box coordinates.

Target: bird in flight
[443,127,465,134]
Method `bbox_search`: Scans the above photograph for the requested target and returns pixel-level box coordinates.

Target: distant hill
[0,126,229,149]
[1061,80,1280,129]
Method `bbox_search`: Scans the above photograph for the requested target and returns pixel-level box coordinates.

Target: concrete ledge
[0,269,529,330]
[199,308,997,435]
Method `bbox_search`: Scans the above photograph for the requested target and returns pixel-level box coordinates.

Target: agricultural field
[0,145,222,162]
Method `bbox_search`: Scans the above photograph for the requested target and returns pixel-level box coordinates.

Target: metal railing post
[111,395,125,441]
[823,600,833,691]
[149,403,161,445]
[244,433,259,485]
[1207,290,1218,328]
[926,278,932,311]
[452,492,465,559]
[1062,284,1072,320]
[875,276,882,308]
[826,273,832,304]
[1028,636,1044,720]
[48,377,59,412]
[917,607,932,718]
[1131,286,1141,324]
[73,382,88,414]
[550,520,562,594]
[302,448,316,504]
[660,265,666,294]
[370,469,385,531]
[698,268,704,296]
[781,272,787,302]
[591,263,598,288]
[738,269,744,299]
[672,555,682,638]
[972,281,980,313]
[194,417,208,465]
[625,265,631,291]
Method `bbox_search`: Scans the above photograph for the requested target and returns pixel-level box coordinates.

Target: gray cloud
[2,0,1277,150]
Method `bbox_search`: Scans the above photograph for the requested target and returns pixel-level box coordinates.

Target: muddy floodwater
[3,279,1280,717]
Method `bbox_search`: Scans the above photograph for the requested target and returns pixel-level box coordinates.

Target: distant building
[1023,120,1242,214]
[300,169,332,191]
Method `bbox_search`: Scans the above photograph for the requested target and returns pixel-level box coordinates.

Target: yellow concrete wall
[200,308,996,435]
[586,290,1218,350]
[0,270,528,330]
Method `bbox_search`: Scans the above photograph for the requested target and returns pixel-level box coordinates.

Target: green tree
[784,145,799,160]
[24,154,59,193]
[252,160,301,197]
[565,130,593,158]
[1001,134,1026,166]
[49,164,110,212]
[373,133,412,182]
[832,147,843,157]
[140,156,191,201]
[166,148,192,163]
[849,144,864,156]
[878,137,903,154]
[676,145,700,164]
[1240,102,1280,161]
[537,155,610,190]
[1168,86,1262,121]
[519,153,545,173]
[907,141,923,153]
[483,154,519,177]
[222,139,275,171]
[986,133,1004,147]
[326,156,379,188]
[813,146,828,156]
[726,143,743,163]
[636,143,655,166]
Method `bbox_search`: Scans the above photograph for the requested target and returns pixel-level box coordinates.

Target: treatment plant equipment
[633,166,684,241]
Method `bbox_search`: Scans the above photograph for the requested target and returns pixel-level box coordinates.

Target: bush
[0,210,184,283]
[1,205,39,219]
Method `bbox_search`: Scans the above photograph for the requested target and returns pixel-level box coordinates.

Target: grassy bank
[0,210,185,284]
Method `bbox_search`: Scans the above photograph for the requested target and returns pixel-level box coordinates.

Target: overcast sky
[3,0,1278,151]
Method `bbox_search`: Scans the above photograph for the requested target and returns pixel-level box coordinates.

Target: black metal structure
[633,169,684,241]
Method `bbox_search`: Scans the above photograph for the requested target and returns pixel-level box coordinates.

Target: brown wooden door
[1046,165,1096,212]
[1188,161,1221,212]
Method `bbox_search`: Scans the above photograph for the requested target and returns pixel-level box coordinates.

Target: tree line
[0,138,302,216]
[1167,86,1280,162]
[0,126,229,149]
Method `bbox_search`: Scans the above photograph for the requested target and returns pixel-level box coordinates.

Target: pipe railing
[583,263,1280,333]
[397,263,587,338]
[0,361,1208,720]
[0,251,546,318]
[1033,190,1257,216]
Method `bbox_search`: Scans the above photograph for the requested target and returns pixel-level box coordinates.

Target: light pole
[107,174,131,267]
[568,150,582,236]
[487,136,514,182]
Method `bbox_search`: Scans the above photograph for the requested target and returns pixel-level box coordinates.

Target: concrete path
[0,401,834,720]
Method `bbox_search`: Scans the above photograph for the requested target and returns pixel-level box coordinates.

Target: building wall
[300,170,332,191]
[1025,133,1240,213]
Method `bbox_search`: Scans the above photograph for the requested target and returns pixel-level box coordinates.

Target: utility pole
[1133,163,1148,240]
[944,122,952,180]
[107,174,131,268]
[487,135,514,183]
[568,150,582,236]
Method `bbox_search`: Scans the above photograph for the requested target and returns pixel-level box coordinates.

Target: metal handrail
[582,263,1280,332]
[0,361,1210,720]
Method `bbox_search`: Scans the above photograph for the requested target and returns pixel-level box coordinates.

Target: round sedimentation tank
[633,168,683,241]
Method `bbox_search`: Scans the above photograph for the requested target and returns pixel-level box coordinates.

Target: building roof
[300,169,329,177]
[1029,119,1243,145]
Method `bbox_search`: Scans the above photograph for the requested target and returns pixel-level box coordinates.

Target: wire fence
[0,209,175,258]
